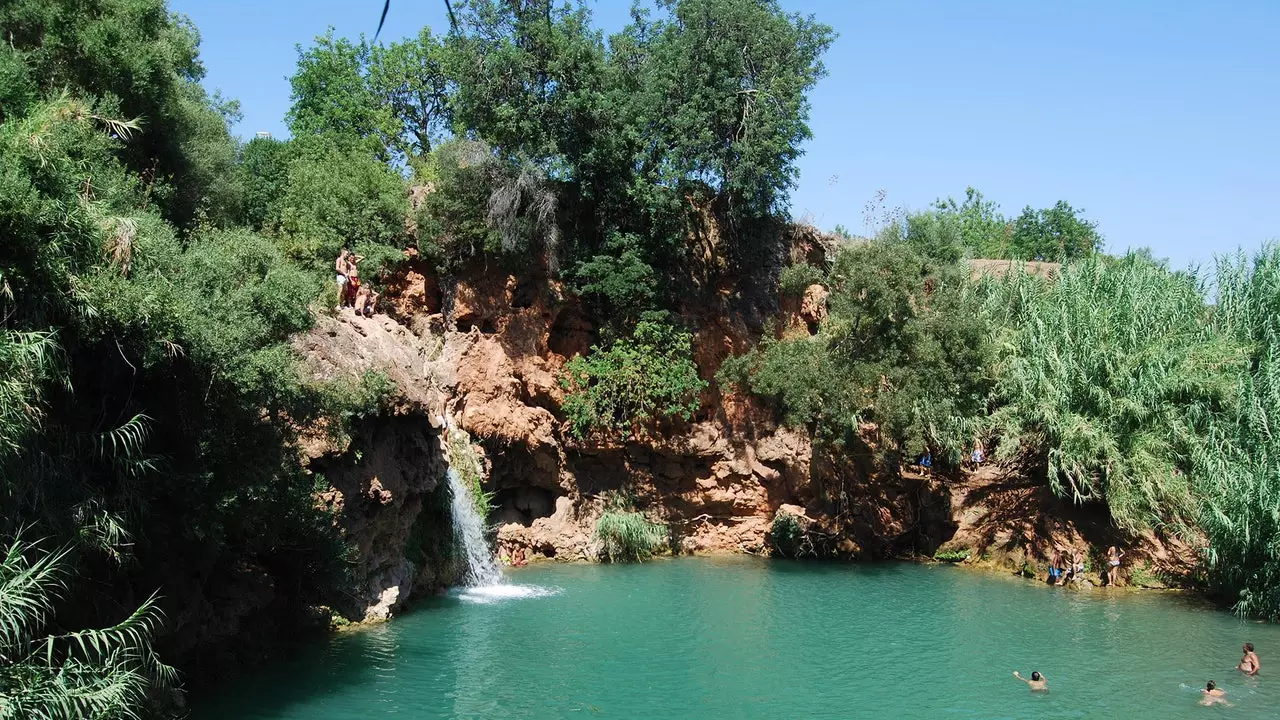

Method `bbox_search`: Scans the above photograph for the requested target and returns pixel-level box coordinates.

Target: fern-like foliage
[0,534,175,720]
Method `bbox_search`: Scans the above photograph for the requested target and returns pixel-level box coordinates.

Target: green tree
[369,27,451,159]
[0,0,243,227]
[621,0,835,219]
[236,136,293,231]
[275,137,410,271]
[286,30,387,145]
[1009,200,1102,261]
[932,187,1010,258]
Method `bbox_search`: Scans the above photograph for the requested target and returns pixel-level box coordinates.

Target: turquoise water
[198,558,1280,719]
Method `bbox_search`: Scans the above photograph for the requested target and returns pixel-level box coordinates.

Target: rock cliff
[293,237,1192,621]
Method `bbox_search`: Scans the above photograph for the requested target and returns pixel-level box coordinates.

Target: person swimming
[1238,642,1260,676]
[1013,671,1048,692]
[1199,680,1231,707]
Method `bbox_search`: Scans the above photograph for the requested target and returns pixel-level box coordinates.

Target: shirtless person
[1013,671,1047,692]
[1199,680,1231,707]
[334,249,350,308]
[1239,642,1260,676]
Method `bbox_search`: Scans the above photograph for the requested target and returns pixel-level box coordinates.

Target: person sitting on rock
[353,284,371,317]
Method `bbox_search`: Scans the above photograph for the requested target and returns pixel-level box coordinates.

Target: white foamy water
[447,467,504,586]
[454,584,562,605]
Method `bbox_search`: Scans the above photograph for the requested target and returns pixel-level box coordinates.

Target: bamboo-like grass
[594,510,667,563]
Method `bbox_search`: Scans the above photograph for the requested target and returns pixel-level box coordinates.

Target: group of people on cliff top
[1013,643,1259,707]
[1043,545,1125,587]
[335,248,379,317]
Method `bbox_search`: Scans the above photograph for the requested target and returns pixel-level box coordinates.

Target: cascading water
[446,466,503,587]
[441,424,559,604]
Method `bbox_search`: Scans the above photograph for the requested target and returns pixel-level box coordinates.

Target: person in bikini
[1199,680,1231,707]
[1238,643,1260,676]
[344,251,365,307]
[1013,671,1047,692]
[1104,545,1125,586]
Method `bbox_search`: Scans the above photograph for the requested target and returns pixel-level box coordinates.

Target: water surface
[198,558,1279,718]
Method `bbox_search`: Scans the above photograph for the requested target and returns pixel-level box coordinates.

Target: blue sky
[172,0,1279,269]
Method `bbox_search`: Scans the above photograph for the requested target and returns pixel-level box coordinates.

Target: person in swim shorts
[1047,549,1065,585]
[334,248,350,308]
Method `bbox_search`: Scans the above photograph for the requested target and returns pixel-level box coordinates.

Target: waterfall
[446,466,503,587]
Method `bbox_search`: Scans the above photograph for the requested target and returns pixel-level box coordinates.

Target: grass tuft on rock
[595,511,667,563]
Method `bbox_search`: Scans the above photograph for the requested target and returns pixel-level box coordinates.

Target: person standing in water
[1199,680,1231,707]
[1239,643,1260,675]
[1013,671,1048,692]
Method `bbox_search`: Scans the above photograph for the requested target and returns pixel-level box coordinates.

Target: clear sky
[171,0,1279,269]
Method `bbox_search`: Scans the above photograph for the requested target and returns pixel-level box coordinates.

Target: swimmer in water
[1013,671,1048,692]
[1199,680,1231,707]
[1238,642,1260,676]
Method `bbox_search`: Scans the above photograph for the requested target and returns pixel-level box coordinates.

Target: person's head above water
[1206,680,1216,691]
[1245,642,1255,653]
[1030,672,1042,682]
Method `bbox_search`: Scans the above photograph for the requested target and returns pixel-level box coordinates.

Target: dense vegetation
[4,0,1280,716]
[725,216,1280,619]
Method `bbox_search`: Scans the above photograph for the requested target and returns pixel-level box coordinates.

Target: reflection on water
[196,559,1280,720]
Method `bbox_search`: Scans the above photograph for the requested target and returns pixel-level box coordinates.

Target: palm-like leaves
[0,535,175,720]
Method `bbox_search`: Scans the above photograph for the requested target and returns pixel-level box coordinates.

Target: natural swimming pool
[197,558,1280,719]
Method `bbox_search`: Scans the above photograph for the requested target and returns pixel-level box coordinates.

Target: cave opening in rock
[492,487,558,527]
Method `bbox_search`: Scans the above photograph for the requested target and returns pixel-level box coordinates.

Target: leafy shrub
[560,316,706,439]
[768,511,807,558]
[595,510,667,563]
[933,548,971,563]
[416,139,558,270]
[778,262,826,296]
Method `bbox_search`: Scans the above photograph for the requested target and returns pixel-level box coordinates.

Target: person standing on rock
[344,251,365,308]
[1047,549,1065,585]
[335,248,350,309]
[1103,546,1124,586]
